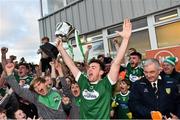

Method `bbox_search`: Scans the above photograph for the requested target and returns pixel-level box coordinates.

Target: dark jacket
[160,69,180,81]
[129,77,180,119]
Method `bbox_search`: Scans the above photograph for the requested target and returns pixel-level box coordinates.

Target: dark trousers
[41,57,52,73]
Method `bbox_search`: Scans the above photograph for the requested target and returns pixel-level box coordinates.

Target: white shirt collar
[151,80,158,87]
[151,76,161,87]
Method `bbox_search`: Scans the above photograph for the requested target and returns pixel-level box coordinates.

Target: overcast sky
[0,0,41,64]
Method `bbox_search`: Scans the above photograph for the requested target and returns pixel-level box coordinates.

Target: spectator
[15,63,33,85]
[69,81,80,119]
[126,51,144,83]
[4,62,70,119]
[0,107,7,120]
[56,19,132,119]
[160,57,180,82]
[13,109,27,120]
[37,37,52,76]
[111,79,131,119]
[129,58,180,119]
[97,54,113,65]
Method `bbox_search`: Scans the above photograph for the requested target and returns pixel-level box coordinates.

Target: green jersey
[114,91,131,119]
[77,72,114,119]
[126,63,144,82]
[14,74,33,85]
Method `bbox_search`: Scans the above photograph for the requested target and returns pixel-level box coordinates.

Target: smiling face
[87,62,104,82]
[144,63,161,83]
[14,109,26,120]
[162,62,174,75]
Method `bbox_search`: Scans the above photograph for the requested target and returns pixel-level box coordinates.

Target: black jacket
[129,77,180,119]
[160,69,180,83]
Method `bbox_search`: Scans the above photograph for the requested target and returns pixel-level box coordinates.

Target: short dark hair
[0,107,6,113]
[130,51,142,59]
[97,54,104,59]
[121,79,131,85]
[41,36,49,42]
[70,80,78,88]
[128,48,137,52]
[18,63,29,70]
[89,59,105,71]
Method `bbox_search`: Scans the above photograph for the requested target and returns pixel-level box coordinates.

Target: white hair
[143,58,160,69]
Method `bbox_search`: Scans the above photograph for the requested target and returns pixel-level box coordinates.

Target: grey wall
[38,0,180,41]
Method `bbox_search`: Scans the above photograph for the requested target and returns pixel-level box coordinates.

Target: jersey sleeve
[77,72,89,90]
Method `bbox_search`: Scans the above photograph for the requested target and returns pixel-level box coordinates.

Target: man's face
[14,109,26,120]
[18,65,29,77]
[33,81,49,96]
[71,83,80,97]
[130,55,140,68]
[162,62,174,75]
[144,63,161,82]
[87,63,103,82]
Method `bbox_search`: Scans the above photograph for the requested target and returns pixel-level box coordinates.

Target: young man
[126,51,144,83]
[4,62,70,119]
[56,19,132,119]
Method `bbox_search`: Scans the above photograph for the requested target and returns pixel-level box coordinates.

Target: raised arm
[4,63,36,103]
[56,38,80,78]
[108,19,132,83]
[55,60,72,98]
[1,47,8,69]
[0,48,8,87]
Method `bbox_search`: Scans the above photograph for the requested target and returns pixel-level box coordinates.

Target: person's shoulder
[132,77,147,87]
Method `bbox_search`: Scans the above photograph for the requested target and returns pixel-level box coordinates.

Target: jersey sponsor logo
[129,74,139,82]
[82,89,99,100]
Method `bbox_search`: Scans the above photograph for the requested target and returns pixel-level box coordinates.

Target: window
[156,21,180,48]
[155,10,178,22]
[108,29,150,58]
[107,17,147,35]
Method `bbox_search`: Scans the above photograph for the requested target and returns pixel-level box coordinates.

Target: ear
[99,70,104,76]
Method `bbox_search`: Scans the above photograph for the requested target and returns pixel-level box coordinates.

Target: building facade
[38,0,180,61]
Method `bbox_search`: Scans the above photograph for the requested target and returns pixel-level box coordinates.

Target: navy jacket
[129,77,180,119]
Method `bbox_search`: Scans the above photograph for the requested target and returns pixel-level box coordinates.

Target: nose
[146,73,151,78]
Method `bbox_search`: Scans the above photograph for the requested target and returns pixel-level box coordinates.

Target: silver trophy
[55,22,75,42]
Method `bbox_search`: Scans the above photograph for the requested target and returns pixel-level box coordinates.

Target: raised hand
[1,47,8,55]
[55,37,63,50]
[5,63,15,76]
[116,18,132,40]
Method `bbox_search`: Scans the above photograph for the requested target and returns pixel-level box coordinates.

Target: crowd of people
[0,19,180,119]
